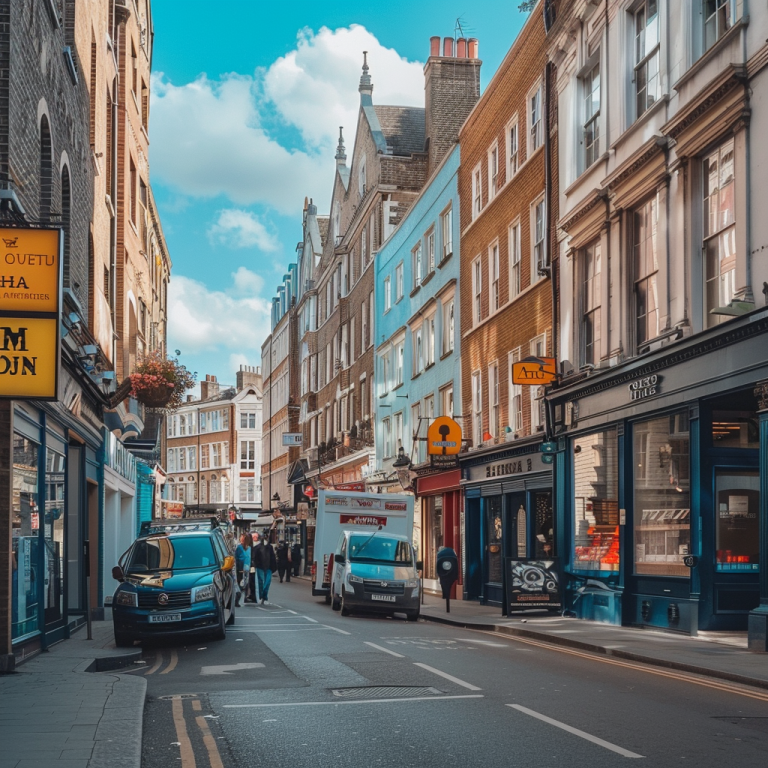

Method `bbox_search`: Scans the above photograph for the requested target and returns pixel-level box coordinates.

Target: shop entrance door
[484,497,504,605]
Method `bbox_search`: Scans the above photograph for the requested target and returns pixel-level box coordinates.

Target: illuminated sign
[511,357,557,385]
[0,227,61,400]
[427,416,462,456]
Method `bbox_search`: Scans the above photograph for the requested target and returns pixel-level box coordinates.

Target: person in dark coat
[247,533,260,602]
[276,541,291,583]
[291,542,302,577]
[253,536,277,604]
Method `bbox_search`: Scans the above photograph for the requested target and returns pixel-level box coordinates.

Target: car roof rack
[139,516,219,536]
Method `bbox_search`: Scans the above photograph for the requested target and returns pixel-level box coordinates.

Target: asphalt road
[126,580,768,768]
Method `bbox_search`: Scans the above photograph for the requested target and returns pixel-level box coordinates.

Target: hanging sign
[512,357,557,385]
[0,227,62,400]
[427,416,462,456]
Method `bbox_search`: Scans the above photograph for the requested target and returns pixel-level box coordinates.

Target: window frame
[472,163,482,219]
[583,60,601,169]
[508,348,523,435]
[582,240,602,367]
[489,240,500,313]
[412,242,423,288]
[633,0,661,121]
[509,220,521,300]
[488,361,499,438]
[395,261,404,301]
[471,370,483,447]
[506,114,519,178]
[531,195,546,282]
[528,80,543,155]
[441,204,453,259]
[472,256,483,325]
[488,141,499,201]
[384,276,391,312]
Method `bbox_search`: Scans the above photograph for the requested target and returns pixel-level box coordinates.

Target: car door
[211,534,233,619]
[333,535,348,596]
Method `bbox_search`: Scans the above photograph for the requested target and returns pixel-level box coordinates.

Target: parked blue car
[111,519,236,646]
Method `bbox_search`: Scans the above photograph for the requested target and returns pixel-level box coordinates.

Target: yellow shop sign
[0,317,59,398]
[0,227,61,314]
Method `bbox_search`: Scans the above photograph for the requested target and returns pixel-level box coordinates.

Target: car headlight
[115,590,137,607]
[193,584,216,603]
[348,573,363,584]
[406,578,420,588]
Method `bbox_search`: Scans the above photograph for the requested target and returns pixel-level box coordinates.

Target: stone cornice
[559,187,606,234]
[603,136,667,195]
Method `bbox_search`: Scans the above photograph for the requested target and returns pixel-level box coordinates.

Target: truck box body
[311,490,414,597]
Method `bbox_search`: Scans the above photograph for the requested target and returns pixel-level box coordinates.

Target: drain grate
[331,686,442,699]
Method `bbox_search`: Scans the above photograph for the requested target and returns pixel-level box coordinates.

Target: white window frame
[384,276,391,312]
[382,416,392,458]
[395,261,404,301]
[531,195,546,282]
[442,295,455,355]
[413,325,424,376]
[704,0,734,53]
[506,114,519,177]
[583,61,600,169]
[412,242,423,288]
[394,411,403,452]
[530,334,547,432]
[488,141,499,201]
[440,383,454,418]
[488,361,499,438]
[441,205,453,259]
[472,163,482,219]
[426,228,436,274]
[395,339,405,386]
[508,348,523,434]
[633,0,661,121]
[489,240,500,313]
[472,256,482,325]
[425,313,436,368]
[528,80,543,155]
[509,219,521,299]
[471,370,482,447]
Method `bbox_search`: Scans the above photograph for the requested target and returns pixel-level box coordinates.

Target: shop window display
[12,435,40,640]
[487,497,503,583]
[715,469,759,571]
[573,429,619,571]
[534,491,554,558]
[633,413,691,577]
[424,496,444,581]
[44,448,66,625]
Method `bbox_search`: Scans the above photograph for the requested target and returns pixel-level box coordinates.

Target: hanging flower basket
[108,351,196,411]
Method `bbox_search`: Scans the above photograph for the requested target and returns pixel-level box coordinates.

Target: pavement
[0,619,145,768]
[419,592,768,690]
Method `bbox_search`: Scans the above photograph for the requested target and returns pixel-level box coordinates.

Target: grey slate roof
[373,106,425,157]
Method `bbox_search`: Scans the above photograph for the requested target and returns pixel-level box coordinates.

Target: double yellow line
[143,649,179,675]
[170,695,225,768]
[486,630,768,703]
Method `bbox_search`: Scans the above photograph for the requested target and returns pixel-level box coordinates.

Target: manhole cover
[331,686,442,699]
[158,694,199,701]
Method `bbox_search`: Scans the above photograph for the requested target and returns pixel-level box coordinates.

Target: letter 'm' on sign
[0,318,58,399]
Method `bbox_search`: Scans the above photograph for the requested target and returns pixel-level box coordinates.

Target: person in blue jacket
[234,532,252,607]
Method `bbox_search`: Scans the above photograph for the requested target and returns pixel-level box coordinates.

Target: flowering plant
[128,351,196,410]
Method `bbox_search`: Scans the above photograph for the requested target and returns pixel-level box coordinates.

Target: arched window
[61,165,71,288]
[39,116,52,220]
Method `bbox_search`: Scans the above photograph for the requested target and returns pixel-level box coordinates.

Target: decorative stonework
[755,380,768,411]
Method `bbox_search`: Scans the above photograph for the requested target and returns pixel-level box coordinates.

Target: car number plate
[148,613,182,623]
[371,594,396,602]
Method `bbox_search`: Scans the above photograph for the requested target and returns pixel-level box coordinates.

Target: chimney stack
[236,365,263,393]
[200,374,220,401]
[424,35,481,176]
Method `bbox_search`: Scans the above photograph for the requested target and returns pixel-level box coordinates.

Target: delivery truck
[311,489,415,601]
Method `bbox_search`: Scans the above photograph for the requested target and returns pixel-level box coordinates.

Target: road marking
[304,616,319,623]
[144,652,164,676]
[160,649,178,675]
[480,630,768,703]
[191,700,202,711]
[225,694,484,708]
[457,639,508,647]
[201,663,266,676]
[364,641,405,658]
[323,625,351,635]
[195,715,225,768]
[171,697,197,768]
[413,663,482,691]
[508,704,644,758]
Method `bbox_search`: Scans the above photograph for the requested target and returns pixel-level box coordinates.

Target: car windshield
[126,536,218,572]
[348,535,412,565]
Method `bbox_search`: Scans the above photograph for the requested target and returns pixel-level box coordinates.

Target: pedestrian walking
[234,532,252,607]
[291,542,302,577]
[276,540,291,583]
[253,536,277,604]
[247,533,260,603]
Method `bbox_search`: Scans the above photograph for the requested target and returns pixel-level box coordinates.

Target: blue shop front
[460,440,554,608]
[549,310,768,636]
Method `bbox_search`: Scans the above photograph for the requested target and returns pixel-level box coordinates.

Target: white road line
[229,628,339,633]
[364,641,405,658]
[457,639,508,647]
[507,705,645,759]
[413,663,482,691]
[322,625,351,635]
[304,616,319,623]
[225,694,484,708]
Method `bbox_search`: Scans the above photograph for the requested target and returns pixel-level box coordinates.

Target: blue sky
[149,1,529,388]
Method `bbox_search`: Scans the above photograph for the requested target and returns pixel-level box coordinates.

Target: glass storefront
[533,491,554,558]
[486,496,503,583]
[12,434,40,641]
[44,448,66,625]
[573,428,620,572]
[715,469,759,571]
[633,412,691,577]
[424,495,444,580]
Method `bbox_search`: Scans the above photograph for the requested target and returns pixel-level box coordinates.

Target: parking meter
[436,547,459,612]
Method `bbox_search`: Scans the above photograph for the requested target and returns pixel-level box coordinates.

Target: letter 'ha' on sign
[0,227,62,400]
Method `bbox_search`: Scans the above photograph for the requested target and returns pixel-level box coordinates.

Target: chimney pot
[468,38,479,59]
[430,36,440,57]
[443,37,454,57]
[456,37,467,58]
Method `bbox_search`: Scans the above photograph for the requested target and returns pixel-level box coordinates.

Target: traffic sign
[427,416,462,456]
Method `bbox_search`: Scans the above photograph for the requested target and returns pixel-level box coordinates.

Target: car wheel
[331,586,341,611]
[406,610,420,622]
[324,592,332,605]
[213,600,226,640]
[226,596,236,626]
[340,588,351,617]
[114,629,133,647]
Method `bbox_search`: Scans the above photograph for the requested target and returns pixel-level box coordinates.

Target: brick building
[457,10,557,607]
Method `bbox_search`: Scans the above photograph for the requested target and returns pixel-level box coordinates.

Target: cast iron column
[748,381,768,651]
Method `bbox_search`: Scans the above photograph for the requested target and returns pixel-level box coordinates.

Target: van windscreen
[348,536,412,565]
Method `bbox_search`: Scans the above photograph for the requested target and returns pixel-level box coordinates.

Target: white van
[311,489,415,600]
[330,530,421,621]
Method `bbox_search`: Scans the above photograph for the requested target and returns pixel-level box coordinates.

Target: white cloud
[229,353,252,372]
[208,209,278,251]
[167,273,271,356]
[150,25,424,215]
[231,266,265,296]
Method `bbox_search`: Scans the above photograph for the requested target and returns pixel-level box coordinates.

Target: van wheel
[226,598,236,625]
[340,589,351,617]
[331,588,341,611]
[324,593,332,605]
[406,610,420,622]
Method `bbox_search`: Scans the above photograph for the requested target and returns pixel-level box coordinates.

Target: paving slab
[0,621,146,768]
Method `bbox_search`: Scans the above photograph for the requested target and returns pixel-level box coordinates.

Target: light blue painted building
[374,145,460,473]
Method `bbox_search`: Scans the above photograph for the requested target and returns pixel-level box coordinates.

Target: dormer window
[359,156,367,199]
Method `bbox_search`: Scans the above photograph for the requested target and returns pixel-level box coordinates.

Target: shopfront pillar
[748,383,768,651]
[0,401,13,671]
